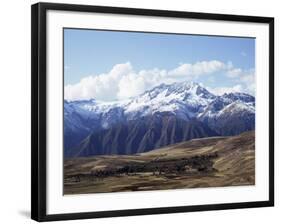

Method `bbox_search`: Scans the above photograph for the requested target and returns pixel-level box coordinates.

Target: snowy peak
[218,101,255,116]
[125,82,215,118]
[222,92,255,103]
[198,91,255,120]
[139,81,215,102]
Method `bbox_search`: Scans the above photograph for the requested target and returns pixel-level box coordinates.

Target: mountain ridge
[64,81,255,157]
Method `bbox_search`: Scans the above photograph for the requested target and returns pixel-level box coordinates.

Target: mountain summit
[124,81,215,120]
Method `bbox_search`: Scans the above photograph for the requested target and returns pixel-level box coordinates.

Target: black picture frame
[31,2,274,222]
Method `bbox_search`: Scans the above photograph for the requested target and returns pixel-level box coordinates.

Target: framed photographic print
[31,2,274,222]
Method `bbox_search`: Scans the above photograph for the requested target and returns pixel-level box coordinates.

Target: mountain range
[64,81,255,157]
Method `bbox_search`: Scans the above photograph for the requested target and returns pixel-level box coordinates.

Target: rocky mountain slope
[64,81,255,157]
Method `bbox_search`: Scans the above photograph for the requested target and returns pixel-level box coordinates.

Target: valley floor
[64,131,255,194]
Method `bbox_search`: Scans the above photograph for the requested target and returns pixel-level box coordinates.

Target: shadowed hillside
[72,116,218,157]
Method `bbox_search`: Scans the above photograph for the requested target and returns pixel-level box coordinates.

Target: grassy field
[64,131,255,194]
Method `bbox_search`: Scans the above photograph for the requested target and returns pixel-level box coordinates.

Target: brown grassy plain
[64,131,255,194]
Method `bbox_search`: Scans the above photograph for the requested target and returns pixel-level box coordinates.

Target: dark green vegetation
[64,131,255,194]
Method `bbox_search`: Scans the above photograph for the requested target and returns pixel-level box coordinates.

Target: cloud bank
[65,61,255,101]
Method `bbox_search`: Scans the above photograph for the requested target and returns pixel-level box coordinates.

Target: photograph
[63,29,256,195]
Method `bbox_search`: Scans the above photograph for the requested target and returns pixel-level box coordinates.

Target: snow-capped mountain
[64,81,216,123]
[198,93,255,135]
[64,81,255,157]
[124,81,215,120]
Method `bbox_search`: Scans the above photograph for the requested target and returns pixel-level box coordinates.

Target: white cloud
[207,66,255,96]
[207,85,243,96]
[64,61,255,101]
[227,68,242,78]
[168,60,230,78]
[226,68,255,94]
[65,62,133,101]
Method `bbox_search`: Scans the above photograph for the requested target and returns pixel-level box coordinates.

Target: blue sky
[64,28,255,101]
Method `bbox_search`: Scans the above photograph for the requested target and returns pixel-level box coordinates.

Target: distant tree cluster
[69,153,219,182]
